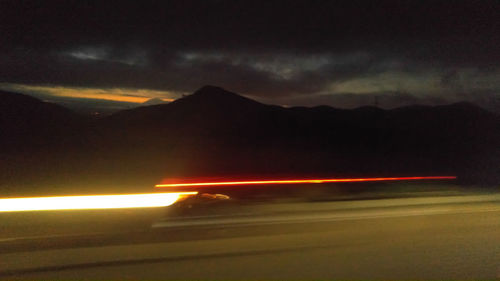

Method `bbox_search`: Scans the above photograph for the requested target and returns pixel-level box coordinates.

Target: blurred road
[1,194,499,280]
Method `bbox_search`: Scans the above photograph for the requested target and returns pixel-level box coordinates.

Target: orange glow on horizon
[0,83,176,104]
[155,176,457,188]
[0,192,197,212]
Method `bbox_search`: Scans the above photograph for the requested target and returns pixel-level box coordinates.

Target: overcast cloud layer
[1,0,499,111]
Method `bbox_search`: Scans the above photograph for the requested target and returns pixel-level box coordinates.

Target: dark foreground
[1,194,499,280]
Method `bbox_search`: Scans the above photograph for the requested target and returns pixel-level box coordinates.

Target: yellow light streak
[0,192,197,212]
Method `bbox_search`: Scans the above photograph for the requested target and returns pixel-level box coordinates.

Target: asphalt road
[1,194,499,280]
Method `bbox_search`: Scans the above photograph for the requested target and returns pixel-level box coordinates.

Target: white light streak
[0,192,197,212]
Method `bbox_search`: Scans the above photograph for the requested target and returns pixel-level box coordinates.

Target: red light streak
[155,176,456,188]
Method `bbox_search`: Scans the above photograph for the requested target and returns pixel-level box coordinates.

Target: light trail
[155,176,456,188]
[0,192,197,212]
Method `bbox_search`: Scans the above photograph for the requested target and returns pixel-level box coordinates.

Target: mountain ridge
[1,86,499,194]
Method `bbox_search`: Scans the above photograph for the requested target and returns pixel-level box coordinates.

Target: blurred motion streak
[156,176,457,188]
[0,192,197,212]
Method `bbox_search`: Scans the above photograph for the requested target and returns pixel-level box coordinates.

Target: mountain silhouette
[108,85,267,122]
[103,85,278,138]
[1,86,499,194]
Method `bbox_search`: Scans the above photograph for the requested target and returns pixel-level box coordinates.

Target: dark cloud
[0,0,499,109]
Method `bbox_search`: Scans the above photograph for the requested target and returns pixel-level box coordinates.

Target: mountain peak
[175,85,264,109]
[191,85,244,100]
[193,85,227,94]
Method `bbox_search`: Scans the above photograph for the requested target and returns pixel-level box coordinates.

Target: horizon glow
[155,176,457,188]
[0,83,177,104]
[0,192,197,212]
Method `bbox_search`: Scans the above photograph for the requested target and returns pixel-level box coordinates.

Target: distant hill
[0,91,89,191]
[0,90,84,148]
[141,97,169,106]
[1,86,499,194]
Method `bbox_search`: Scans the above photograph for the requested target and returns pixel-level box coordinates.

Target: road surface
[1,194,499,279]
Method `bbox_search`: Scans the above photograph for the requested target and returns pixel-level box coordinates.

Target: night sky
[1,0,499,113]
